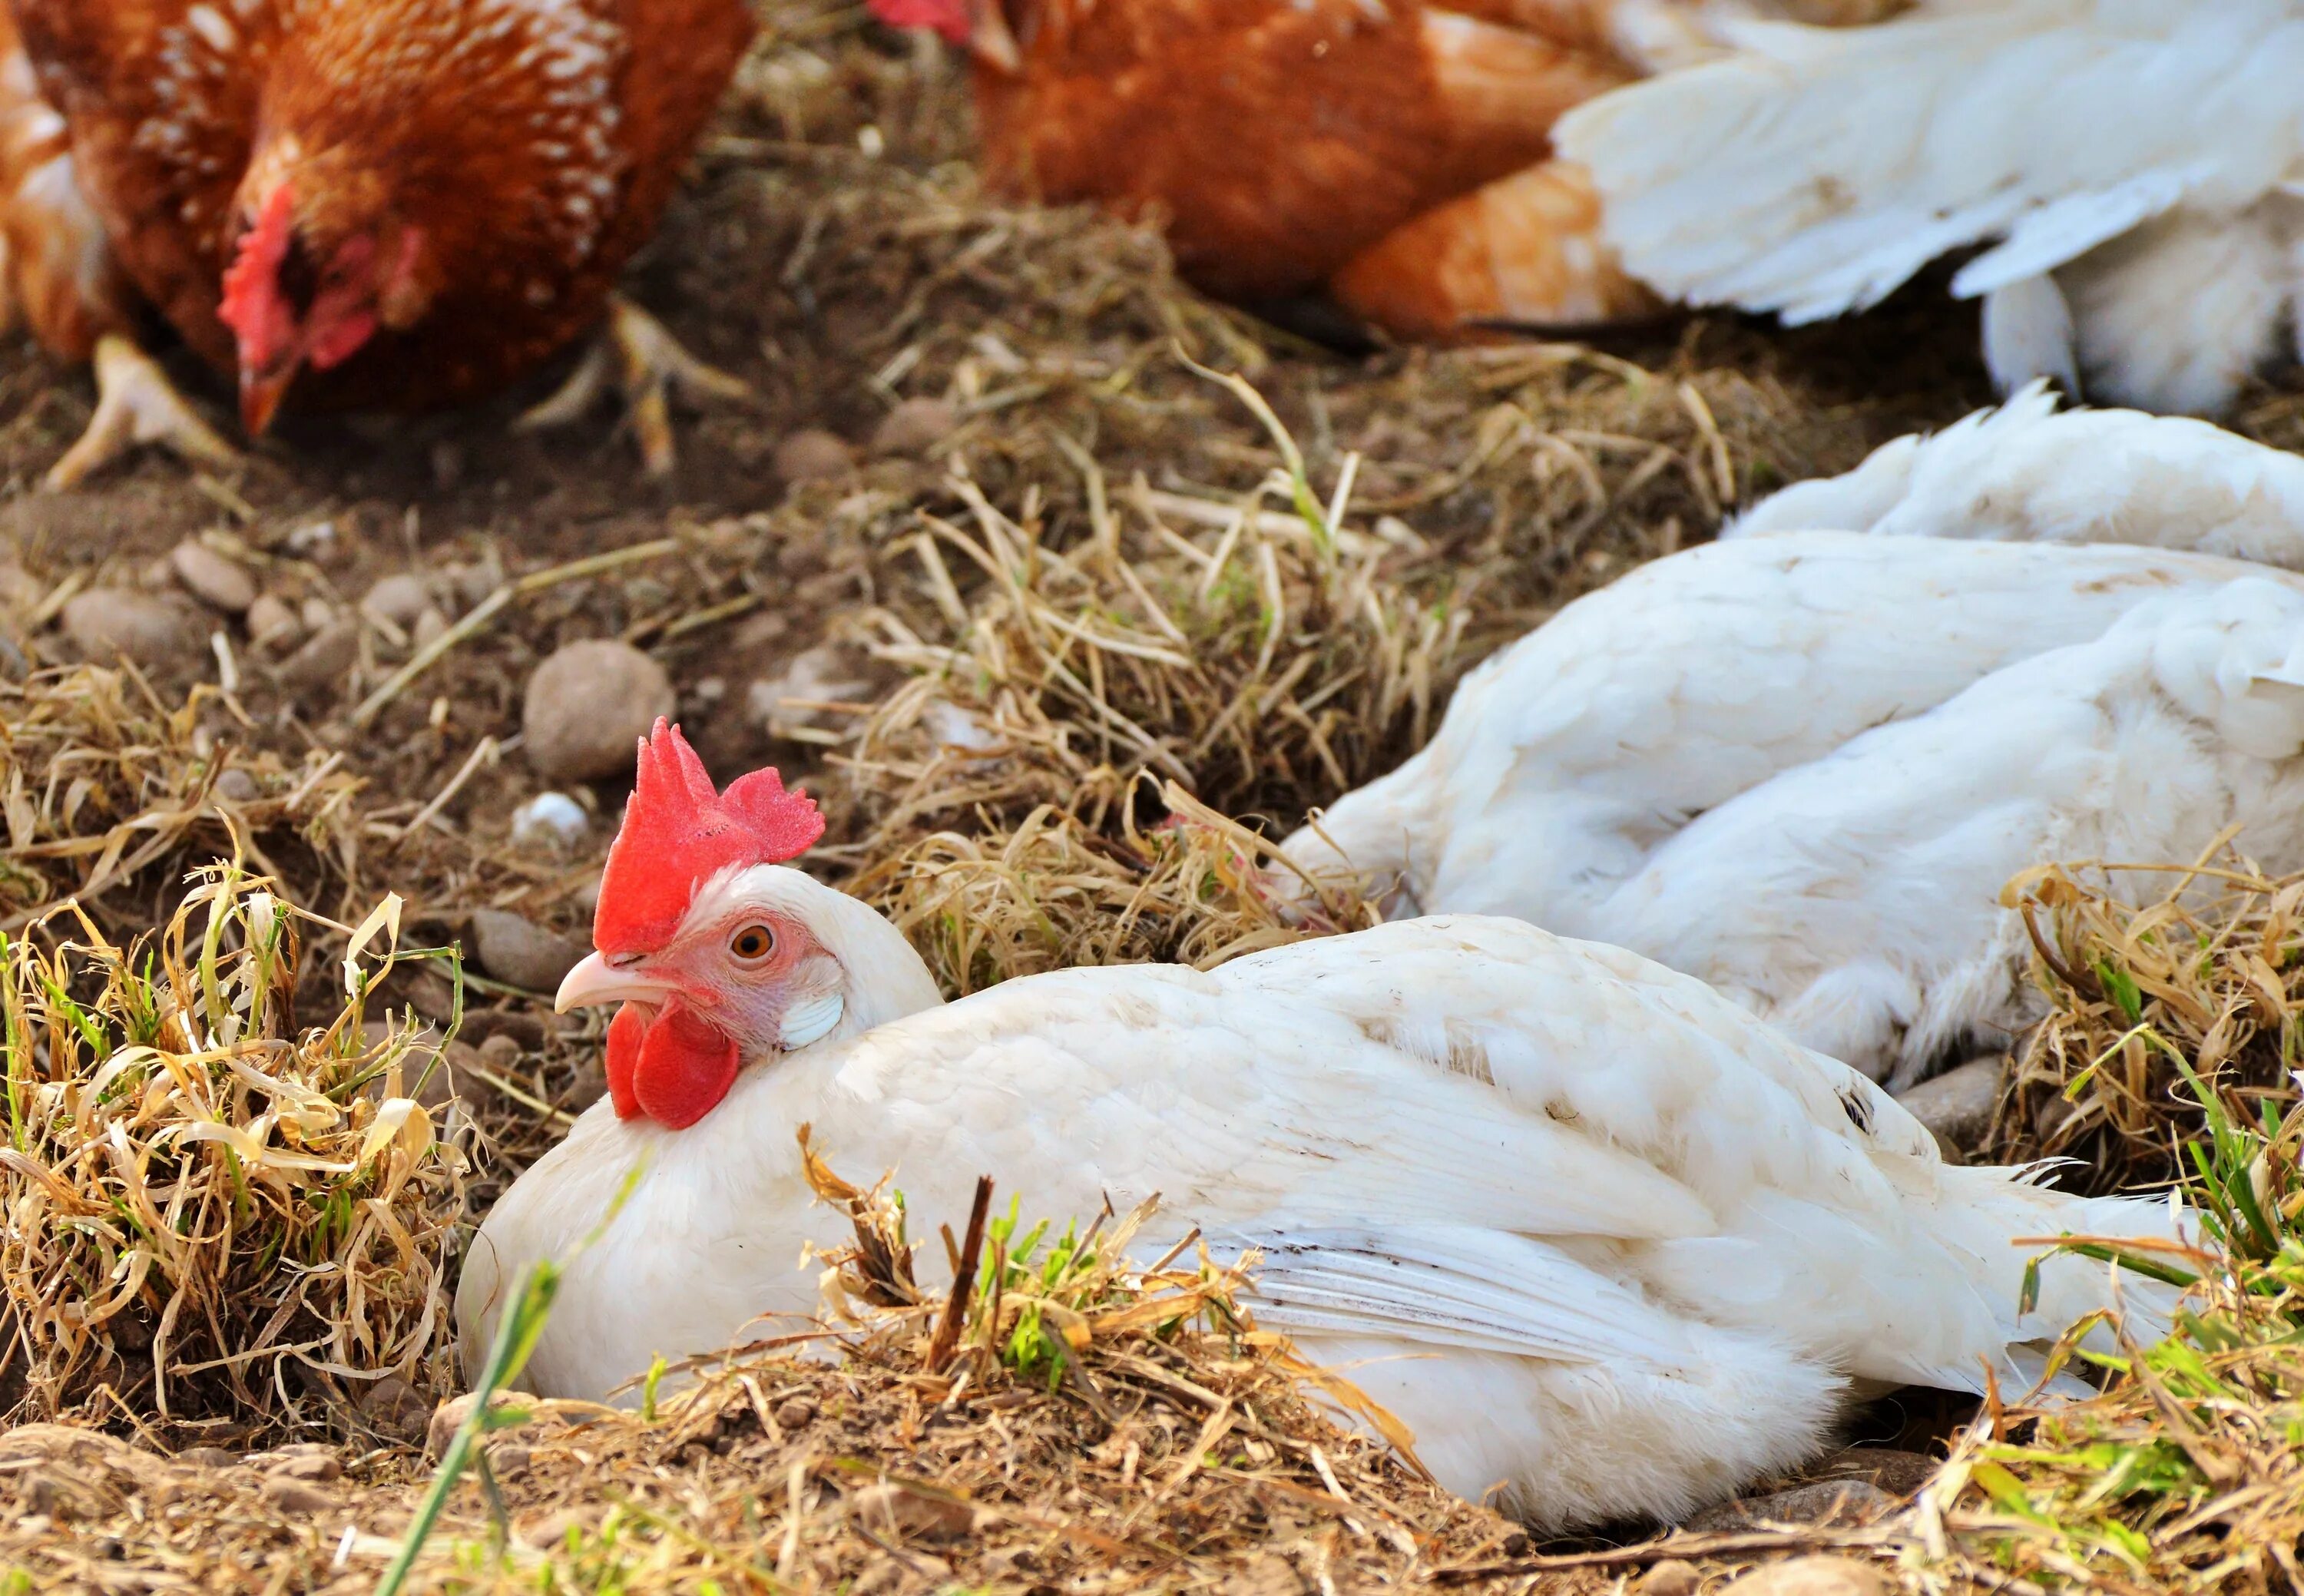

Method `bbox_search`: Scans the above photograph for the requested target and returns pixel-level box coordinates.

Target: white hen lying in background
[1729,381,2304,566]
[1279,509,2304,1085]
[459,723,2177,1533]
[1553,1,2304,415]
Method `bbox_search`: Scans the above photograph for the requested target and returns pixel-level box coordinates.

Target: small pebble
[447,559,502,611]
[257,1475,335,1515]
[1893,1056,2007,1155]
[773,428,856,485]
[275,620,359,691]
[260,1449,342,1483]
[212,767,260,804]
[286,520,339,559]
[412,605,450,650]
[1637,1561,1702,1596]
[484,1442,532,1480]
[361,1374,432,1442]
[521,639,675,783]
[427,1390,537,1460]
[174,1447,237,1470]
[561,1056,608,1113]
[169,541,257,614]
[61,589,197,665]
[469,909,587,992]
[521,1507,590,1549]
[409,1041,475,1109]
[478,1033,523,1072]
[511,791,590,851]
[1718,1556,1889,1596]
[848,1482,973,1542]
[362,573,431,627]
[774,1396,816,1429]
[245,593,301,650]
[0,562,43,615]
[299,596,338,632]
[869,397,957,456]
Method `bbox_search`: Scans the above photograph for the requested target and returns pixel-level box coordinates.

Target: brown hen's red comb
[593,720,824,955]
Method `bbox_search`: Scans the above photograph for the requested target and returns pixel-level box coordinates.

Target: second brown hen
[869,0,1670,339]
[1,0,754,486]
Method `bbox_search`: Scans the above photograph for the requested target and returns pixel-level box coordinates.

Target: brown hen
[0,0,754,487]
[869,0,1669,340]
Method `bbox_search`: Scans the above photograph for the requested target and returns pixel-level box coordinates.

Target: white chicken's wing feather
[1727,384,2304,568]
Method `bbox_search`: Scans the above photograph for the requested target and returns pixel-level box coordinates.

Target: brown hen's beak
[238,363,295,437]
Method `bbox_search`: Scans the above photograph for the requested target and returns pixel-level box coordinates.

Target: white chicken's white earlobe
[777,992,846,1049]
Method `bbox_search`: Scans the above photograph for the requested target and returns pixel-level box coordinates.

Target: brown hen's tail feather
[1330,159,1662,343]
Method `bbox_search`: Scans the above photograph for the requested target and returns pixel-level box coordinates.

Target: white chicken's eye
[728,924,776,964]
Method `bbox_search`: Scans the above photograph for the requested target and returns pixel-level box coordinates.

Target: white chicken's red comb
[593,720,824,955]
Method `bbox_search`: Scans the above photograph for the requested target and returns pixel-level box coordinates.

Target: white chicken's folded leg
[45,333,240,490]
[1723,383,2304,568]
[518,295,750,478]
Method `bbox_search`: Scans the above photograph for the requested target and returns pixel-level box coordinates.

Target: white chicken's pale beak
[554,952,675,1014]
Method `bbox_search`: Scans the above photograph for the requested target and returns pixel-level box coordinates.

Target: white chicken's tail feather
[1554,0,2304,333]
[1726,382,2304,570]
[1931,1169,2185,1399]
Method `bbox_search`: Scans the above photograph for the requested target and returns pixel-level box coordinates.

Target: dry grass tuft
[833,383,1472,848]
[0,869,465,1442]
[1991,854,2304,1190]
[0,664,366,933]
[848,782,1378,993]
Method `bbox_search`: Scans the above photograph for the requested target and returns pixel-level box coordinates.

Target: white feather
[1555,0,2304,414]
[1727,384,2304,569]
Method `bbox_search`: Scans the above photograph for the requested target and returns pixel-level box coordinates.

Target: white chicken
[460,722,2177,1531]
[1553,0,2304,415]
[1727,381,2304,566]
[1278,529,2304,1086]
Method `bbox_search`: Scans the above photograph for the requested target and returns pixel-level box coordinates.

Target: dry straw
[835,366,1471,851]
[0,865,465,1440]
[0,662,366,933]
[849,780,1379,993]
[1994,851,2304,1190]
